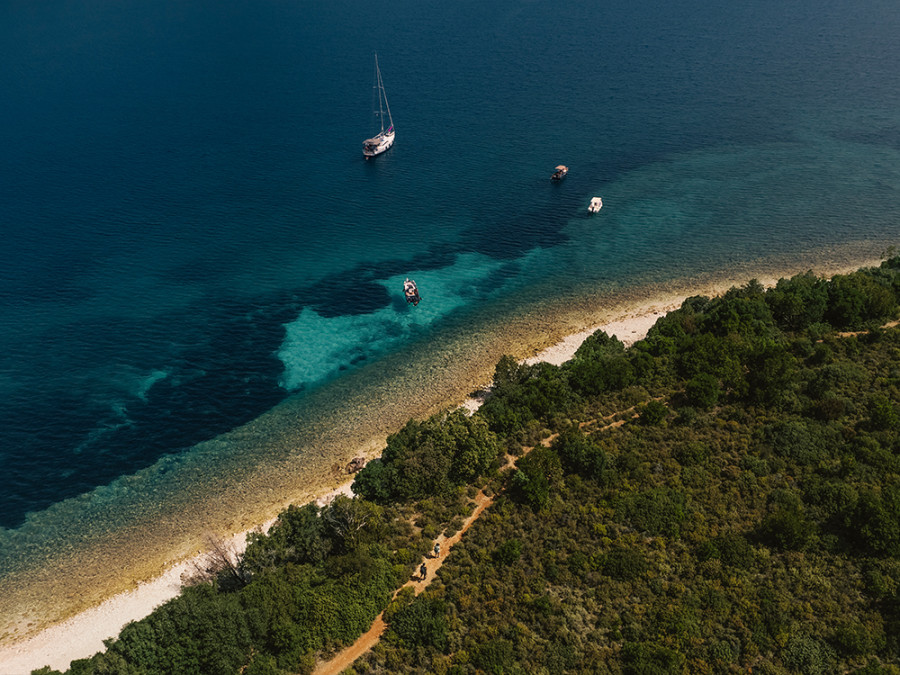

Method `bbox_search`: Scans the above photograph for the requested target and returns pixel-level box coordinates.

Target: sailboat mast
[374,53,392,132]
[374,53,384,133]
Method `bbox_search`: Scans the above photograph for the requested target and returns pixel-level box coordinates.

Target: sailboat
[362,54,395,158]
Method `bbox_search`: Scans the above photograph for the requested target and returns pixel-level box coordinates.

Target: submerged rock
[346,457,367,474]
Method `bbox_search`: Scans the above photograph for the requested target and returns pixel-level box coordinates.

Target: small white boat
[588,197,603,213]
[550,165,568,181]
[362,54,395,158]
[403,278,420,306]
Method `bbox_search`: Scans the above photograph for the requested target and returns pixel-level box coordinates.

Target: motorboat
[550,165,568,181]
[404,278,420,306]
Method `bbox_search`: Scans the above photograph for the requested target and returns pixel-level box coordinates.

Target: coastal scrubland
[35,259,900,675]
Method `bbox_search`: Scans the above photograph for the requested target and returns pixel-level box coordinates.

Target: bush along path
[309,402,651,675]
[310,490,494,675]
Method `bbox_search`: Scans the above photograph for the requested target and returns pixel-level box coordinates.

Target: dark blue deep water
[2,0,900,607]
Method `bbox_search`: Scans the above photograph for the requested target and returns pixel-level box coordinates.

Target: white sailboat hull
[363,128,395,158]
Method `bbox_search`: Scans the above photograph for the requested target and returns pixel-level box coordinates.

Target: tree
[699,532,754,569]
[685,372,719,409]
[350,458,394,503]
[621,641,685,674]
[568,352,634,396]
[601,547,647,581]
[572,330,627,362]
[760,505,813,551]
[638,399,668,426]
[826,272,897,329]
[646,295,709,347]
[745,341,797,408]
[761,419,832,465]
[481,360,577,434]
[566,331,635,396]
[676,332,746,395]
[868,395,899,431]
[182,532,248,589]
[853,487,900,557]
[619,488,687,537]
[322,496,383,553]
[493,354,525,388]
[241,503,330,577]
[352,411,502,502]
[553,428,611,483]
[474,638,515,675]
[831,618,886,656]
[701,281,776,339]
[493,538,522,566]
[445,410,502,483]
[244,653,282,675]
[782,632,836,675]
[766,271,829,331]
[512,446,563,511]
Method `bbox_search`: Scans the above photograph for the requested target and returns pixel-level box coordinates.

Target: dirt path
[309,404,644,675]
[310,490,494,675]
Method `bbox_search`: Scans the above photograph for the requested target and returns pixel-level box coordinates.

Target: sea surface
[2,0,900,642]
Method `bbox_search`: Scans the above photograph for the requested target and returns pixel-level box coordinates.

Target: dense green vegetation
[38,260,900,675]
[36,416,494,675]
[353,410,501,503]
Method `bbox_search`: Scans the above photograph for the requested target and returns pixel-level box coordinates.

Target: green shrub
[353,411,501,503]
[601,547,647,581]
[553,428,611,483]
[493,539,522,566]
[675,441,710,467]
[766,271,829,331]
[242,503,329,576]
[782,632,836,675]
[868,394,899,431]
[473,638,515,675]
[831,618,886,656]
[685,372,720,409]
[618,488,687,538]
[621,641,685,674]
[745,342,798,408]
[702,532,754,569]
[389,596,448,651]
[852,487,900,557]
[760,506,814,551]
[639,400,668,426]
[511,446,562,512]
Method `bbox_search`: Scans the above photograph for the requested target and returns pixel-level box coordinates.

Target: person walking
[433,542,441,558]
[419,562,427,581]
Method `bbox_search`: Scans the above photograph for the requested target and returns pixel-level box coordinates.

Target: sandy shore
[0,259,879,674]
[0,302,671,675]
[0,481,355,675]
[460,298,679,414]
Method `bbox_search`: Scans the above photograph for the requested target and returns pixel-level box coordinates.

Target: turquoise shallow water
[1,0,900,640]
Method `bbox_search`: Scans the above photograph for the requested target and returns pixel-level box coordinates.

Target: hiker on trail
[433,542,440,558]
[420,562,427,581]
